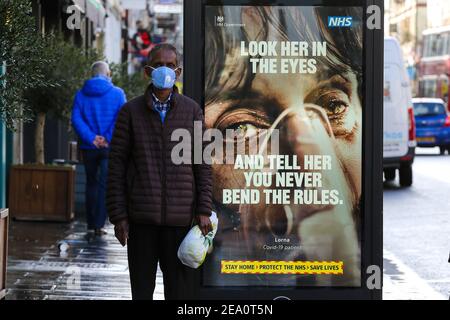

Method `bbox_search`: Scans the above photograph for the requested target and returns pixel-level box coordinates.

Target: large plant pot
[9,165,75,222]
[0,209,8,300]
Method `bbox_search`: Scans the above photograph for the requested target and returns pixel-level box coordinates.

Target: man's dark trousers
[82,149,109,229]
[127,223,198,300]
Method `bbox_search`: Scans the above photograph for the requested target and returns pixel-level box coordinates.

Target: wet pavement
[5,215,164,300]
[4,149,449,300]
[382,148,450,300]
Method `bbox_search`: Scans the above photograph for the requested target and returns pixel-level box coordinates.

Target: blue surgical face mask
[150,66,179,89]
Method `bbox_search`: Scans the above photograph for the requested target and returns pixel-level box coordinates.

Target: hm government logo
[214,15,245,28]
[215,15,225,26]
[328,16,353,28]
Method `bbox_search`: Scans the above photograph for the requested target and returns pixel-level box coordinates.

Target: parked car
[383,37,416,187]
[413,98,450,155]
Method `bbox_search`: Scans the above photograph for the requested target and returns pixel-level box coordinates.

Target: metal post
[0,62,14,208]
[0,62,6,208]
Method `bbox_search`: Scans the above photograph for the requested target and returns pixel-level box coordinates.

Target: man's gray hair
[91,61,110,77]
[148,44,179,66]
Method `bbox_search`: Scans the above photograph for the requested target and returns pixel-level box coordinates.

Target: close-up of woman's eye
[305,87,357,138]
[215,108,271,140]
[325,98,349,118]
[317,90,351,120]
[227,123,259,139]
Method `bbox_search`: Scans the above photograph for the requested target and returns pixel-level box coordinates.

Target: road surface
[383,147,449,300]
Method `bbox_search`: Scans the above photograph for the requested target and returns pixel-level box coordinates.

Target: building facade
[427,0,450,28]
[387,0,428,63]
[386,0,450,96]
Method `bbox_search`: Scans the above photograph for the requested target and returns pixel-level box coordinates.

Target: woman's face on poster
[205,7,362,262]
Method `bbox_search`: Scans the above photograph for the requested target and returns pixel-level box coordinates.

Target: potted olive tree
[0,0,55,127]
[6,32,101,222]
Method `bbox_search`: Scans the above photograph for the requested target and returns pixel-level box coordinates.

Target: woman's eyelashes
[317,90,351,119]
[322,93,350,121]
[215,108,272,140]
[306,87,357,137]
[227,123,259,139]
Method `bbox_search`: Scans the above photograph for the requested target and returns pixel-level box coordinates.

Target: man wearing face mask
[72,61,126,236]
[107,44,213,300]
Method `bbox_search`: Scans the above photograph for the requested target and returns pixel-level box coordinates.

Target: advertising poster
[203,4,364,287]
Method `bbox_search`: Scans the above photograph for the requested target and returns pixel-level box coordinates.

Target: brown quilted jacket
[107,85,212,226]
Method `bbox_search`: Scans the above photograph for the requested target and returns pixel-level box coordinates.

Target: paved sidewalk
[6,218,164,300]
[5,217,446,300]
[383,250,446,300]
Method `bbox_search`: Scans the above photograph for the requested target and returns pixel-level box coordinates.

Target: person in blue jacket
[71,61,126,235]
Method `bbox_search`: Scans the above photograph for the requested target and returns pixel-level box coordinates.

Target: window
[413,103,446,116]
[419,78,438,97]
[423,32,449,57]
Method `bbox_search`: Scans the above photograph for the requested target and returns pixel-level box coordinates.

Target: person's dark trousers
[127,223,199,300]
[82,149,109,230]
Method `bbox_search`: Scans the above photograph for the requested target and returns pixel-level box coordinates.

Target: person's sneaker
[95,228,108,236]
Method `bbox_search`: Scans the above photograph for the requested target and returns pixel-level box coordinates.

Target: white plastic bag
[177,211,218,269]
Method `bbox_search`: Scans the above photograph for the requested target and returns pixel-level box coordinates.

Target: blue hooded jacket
[71,75,126,150]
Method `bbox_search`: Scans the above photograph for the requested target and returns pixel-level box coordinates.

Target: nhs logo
[328,16,353,28]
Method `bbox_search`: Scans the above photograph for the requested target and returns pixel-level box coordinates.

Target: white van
[383,37,416,187]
